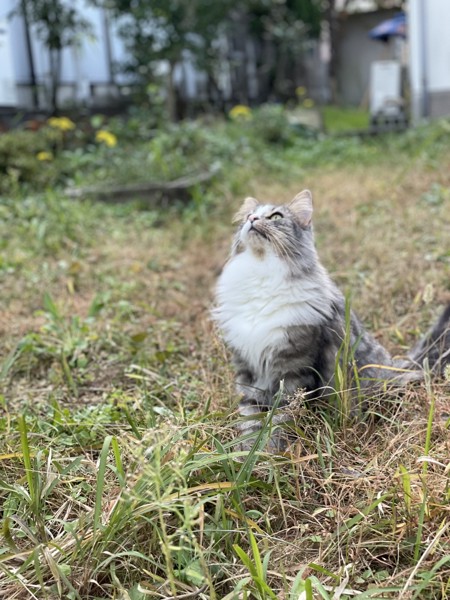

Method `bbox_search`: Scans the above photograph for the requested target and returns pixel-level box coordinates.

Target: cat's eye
[268,212,283,221]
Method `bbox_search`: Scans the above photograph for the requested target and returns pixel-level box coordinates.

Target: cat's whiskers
[259,226,289,258]
[266,232,285,258]
[270,233,297,263]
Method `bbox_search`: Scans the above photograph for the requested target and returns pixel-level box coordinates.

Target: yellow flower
[296,86,307,98]
[229,105,252,121]
[302,98,315,109]
[36,151,53,161]
[47,116,76,131]
[95,130,118,147]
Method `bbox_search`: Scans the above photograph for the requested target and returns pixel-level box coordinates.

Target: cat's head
[232,189,316,265]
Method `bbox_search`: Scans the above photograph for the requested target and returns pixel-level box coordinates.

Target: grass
[322,106,370,133]
[0,116,450,598]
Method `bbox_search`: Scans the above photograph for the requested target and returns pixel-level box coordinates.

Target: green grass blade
[411,554,450,599]
[308,563,339,581]
[336,494,389,537]
[18,415,35,503]
[308,576,332,599]
[235,386,284,488]
[93,435,113,534]
[248,528,263,581]
[111,436,125,485]
[43,292,61,321]
[305,577,314,600]
[233,544,255,576]
[0,345,22,382]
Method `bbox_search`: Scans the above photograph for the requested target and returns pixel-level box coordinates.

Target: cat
[213,190,450,446]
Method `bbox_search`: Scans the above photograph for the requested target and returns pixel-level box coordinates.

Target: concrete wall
[409,0,450,121]
[336,9,399,106]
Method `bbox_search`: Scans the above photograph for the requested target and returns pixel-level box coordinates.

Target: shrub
[0,130,61,193]
[248,104,295,145]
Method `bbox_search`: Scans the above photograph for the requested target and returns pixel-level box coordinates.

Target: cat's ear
[233,197,259,223]
[289,189,313,227]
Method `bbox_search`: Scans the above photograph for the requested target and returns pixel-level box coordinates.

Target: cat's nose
[248,214,260,223]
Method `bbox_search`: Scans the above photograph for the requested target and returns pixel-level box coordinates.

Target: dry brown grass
[1,151,449,598]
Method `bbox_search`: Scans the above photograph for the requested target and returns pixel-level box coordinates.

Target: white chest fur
[214,250,331,374]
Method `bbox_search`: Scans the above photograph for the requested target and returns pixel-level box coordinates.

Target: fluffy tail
[407,303,450,375]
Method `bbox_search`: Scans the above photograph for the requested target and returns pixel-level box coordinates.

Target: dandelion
[36,151,53,161]
[303,98,315,109]
[229,105,252,121]
[95,130,118,148]
[47,116,76,131]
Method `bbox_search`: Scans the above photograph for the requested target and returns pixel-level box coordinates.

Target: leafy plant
[248,104,296,145]
[0,188,123,275]
[0,129,61,193]
[8,293,106,393]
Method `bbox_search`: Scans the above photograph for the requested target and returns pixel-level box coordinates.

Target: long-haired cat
[214,190,450,445]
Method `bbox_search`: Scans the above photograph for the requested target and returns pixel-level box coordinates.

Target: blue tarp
[369,13,406,41]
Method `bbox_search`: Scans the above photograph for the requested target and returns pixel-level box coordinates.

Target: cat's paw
[234,410,295,454]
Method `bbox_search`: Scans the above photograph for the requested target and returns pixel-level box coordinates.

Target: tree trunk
[228,9,249,104]
[325,0,339,104]
[167,59,177,122]
[21,0,39,109]
[49,48,62,115]
[207,72,225,114]
[256,35,275,104]
[273,40,289,101]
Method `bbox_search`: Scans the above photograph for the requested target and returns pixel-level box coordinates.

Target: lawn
[0,113,450,599]
[322,106,370,133]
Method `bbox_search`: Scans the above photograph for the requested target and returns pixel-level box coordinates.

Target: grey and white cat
[213,190,450,439]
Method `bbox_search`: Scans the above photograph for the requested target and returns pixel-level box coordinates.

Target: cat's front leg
[232,363,272,449]
[236,378,294,452]
[233,356,268,414]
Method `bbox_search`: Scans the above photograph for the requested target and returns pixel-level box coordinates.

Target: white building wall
[0,2,28,83]
[0,18,18,106]
[0,0,129,109]
[409,0,450,121]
